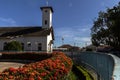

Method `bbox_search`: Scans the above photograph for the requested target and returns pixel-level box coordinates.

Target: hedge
[0,52,52,61]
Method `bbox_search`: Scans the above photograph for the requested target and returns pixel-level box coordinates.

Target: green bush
[1,52,52,61]
[86,48,93,51]
[4,41,22,51]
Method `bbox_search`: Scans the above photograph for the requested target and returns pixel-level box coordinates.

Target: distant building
[0,6,54,52]
[54,44,80,51]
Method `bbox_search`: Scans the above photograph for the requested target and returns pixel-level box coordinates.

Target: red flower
[29,77,34,80]
[9,67,17,73]
[40,72,47,77]
[8,75,14,79]
[0,52,73,80]
[37,76,42,80]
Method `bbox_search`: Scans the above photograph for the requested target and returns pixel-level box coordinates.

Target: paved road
[0,62,24,72]
[109,54,120,80]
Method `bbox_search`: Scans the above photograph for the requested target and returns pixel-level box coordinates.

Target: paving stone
[0,62,24,72]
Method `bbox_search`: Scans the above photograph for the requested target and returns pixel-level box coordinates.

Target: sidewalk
[0,62,24,72]
[109,54,120,80]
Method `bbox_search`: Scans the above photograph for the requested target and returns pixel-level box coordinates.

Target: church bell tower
[41,6,53,28]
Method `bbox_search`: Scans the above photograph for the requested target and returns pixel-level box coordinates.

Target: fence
[64,51,114,80]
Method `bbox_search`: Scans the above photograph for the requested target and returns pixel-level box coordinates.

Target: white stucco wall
[0,39,9,50]
[42,8,52,28]
[47,33,53,52]
[0,36,48,51]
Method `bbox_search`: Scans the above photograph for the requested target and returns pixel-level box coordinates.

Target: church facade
[0,6,54,52]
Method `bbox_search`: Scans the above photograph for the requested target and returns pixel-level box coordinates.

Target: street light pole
[62,37,64,45]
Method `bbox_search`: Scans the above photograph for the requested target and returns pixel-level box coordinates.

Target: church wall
[0,36,47,51]
[47,33,53,52]
[0,39,9,51]
[15,37,47,51]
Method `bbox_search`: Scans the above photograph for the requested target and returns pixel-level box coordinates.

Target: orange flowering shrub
[0,52,72,80]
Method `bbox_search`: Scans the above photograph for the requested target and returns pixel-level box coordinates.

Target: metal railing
[77,61,102,80]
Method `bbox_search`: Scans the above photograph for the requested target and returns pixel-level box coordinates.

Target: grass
[67,65,94,80]
[67,71,78,80]
[77,65,94,80]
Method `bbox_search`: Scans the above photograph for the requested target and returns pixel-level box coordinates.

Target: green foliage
[86,48,93,51]
[91,2,120,50]
[67,71,78,80]
[4,41,22,51]
[77,66,94,80]
[72,64,94,80]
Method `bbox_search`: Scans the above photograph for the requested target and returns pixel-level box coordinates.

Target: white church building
[0,6,54,52]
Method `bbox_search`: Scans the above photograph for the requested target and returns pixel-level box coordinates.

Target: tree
[4,41,22,51]
[91,2,120,50]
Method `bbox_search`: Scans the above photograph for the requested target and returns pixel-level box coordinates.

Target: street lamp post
[62,37,64,45]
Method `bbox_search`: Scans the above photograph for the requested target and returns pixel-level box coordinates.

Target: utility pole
[85,42,87,47]
[62,37,64,45]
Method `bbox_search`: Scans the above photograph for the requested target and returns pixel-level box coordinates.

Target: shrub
[1,52,51,61]
[86,48,93,51]
[4,41,22,51]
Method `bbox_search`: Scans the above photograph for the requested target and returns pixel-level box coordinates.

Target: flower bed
[0,52,73,80]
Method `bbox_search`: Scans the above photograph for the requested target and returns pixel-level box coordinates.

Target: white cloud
[54,24,92,47]
[77,24,91,32]
[80,28,90,32]
[0,17,16,25]
[55,27,75,38]
[73,37,92,47]
[55,24,91,38]
[74,37,91,42]
[81,37,91,42]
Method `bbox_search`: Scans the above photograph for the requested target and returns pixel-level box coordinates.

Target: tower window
[45,20,47,25]
[45,10,47,13]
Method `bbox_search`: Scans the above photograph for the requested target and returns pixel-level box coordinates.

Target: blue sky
[0,0,119,47]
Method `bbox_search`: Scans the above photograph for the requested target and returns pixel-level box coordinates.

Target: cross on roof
[46,0,49,6]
